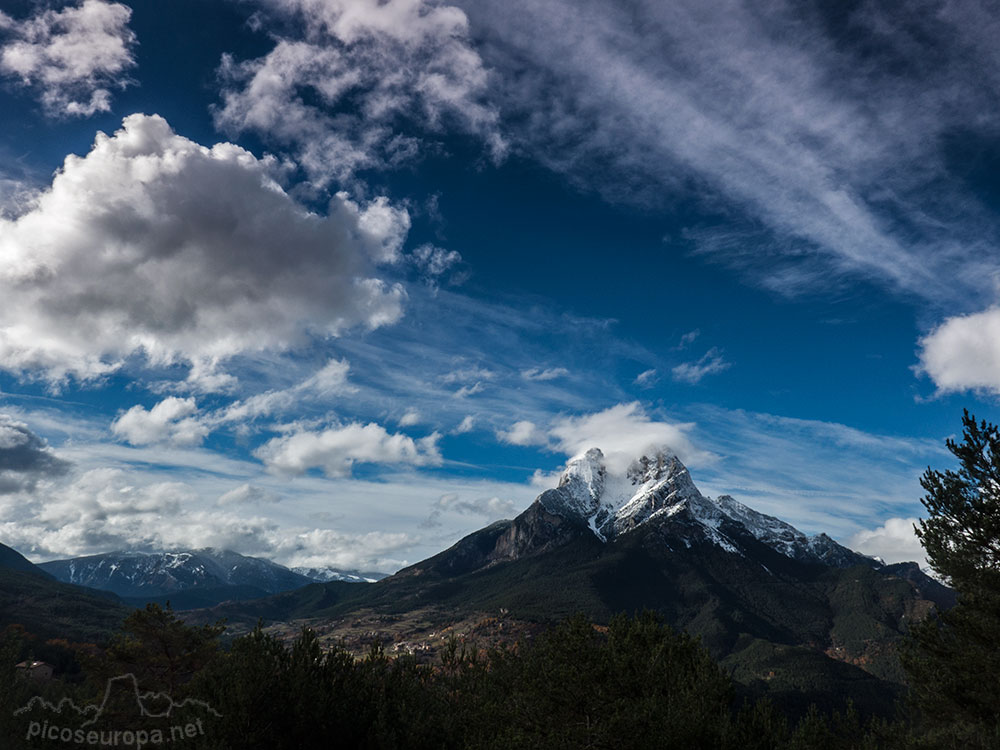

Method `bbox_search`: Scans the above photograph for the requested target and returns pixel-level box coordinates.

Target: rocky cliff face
[491,500,591,562]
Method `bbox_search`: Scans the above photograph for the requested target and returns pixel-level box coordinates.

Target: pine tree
[902,410,1000,748]
[92,603,224,696]
[916,410,1000,592]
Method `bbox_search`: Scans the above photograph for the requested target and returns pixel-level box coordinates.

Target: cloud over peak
[498,402,707,475]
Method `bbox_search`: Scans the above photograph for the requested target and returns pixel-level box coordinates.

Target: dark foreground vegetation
[0,603,996,750]
[1,410,998,749]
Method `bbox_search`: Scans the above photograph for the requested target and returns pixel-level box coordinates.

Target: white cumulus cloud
[496,419,548,447]
[847,517,928,569]
[398,410,421,427]
[111,397,209,447]
[0,0,136,117]
[255,422,442,477]
[215,0,505,186]
[0,114,409,385]
[917,307,1000,395]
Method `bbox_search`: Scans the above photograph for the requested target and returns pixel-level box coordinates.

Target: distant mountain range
[0,539,387,640]
[186,448,954,716]
[290,566,387,584]
[36,549,387,608]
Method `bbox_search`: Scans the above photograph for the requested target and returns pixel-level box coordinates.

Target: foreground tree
[902,410,1000,748]
[459,612,738,749]
[198,625,451,750]
[87,603,224,696]
[916,410,1000,591]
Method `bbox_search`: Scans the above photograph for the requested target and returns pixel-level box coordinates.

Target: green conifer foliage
[902,410,1000,748]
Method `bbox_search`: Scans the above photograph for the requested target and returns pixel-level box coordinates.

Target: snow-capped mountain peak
[541,448,707,540]
[538,447,872,568]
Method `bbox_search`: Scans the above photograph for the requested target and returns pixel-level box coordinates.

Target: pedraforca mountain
[400,447,876,577]
[186,447,953,718]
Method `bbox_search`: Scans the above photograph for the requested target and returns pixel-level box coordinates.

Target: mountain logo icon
[14,673,220,746]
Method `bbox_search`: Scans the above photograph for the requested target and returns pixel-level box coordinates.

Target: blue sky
[0,0,997,572]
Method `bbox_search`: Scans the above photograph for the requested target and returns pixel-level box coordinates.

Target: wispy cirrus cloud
[0,0,136,117]
[686,405,948,543]
[672,348,730,385]
[521,367,569,382]
[461,0,1000,307]
[633,368,658,388]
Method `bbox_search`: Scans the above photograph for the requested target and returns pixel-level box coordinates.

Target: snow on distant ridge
[292,566,387,583]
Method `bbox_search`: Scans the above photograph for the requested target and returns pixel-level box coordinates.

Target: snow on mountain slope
[539,448,874,567]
